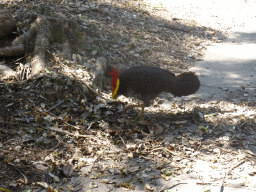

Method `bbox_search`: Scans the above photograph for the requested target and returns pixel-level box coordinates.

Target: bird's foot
[124,105,145,118]
[138,108,144,117]
[124,104,145,118]
[135,111,144,120]
[124,104,142,112]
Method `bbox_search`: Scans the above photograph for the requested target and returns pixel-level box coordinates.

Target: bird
[107,66,200,116]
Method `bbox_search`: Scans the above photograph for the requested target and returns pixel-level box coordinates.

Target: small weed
[136,36,142,41]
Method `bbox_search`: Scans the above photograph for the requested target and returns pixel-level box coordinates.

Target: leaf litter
[0,0,256,191]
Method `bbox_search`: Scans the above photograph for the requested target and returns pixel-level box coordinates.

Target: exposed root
[0,15,81,80]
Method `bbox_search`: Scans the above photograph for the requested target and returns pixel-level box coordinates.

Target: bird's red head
[109,67,120,99]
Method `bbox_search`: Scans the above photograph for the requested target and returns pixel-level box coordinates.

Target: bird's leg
[124,103,145,116]
[139,103,145,116]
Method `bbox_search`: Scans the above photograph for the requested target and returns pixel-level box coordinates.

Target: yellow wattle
[112,78,120,99]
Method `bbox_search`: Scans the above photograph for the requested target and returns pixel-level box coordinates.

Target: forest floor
[1,0,256,192]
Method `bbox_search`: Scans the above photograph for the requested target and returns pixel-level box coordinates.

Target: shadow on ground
[2,1,256,192]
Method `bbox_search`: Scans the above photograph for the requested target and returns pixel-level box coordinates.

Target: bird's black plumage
[107,66,200,114]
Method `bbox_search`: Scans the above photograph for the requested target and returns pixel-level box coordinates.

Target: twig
[81,77,110,100]
[119,135,126,146]
[48,126,92,138]
[0,80,28,85]
[45,100,64,112]
[220,172,225,192]
[218,159,246,192]
[47,126,110,146]
[8,163,28,184]
[59,62,112,101]
[164,183,188,191]
[51,133,63,150]
[170,30,180,43]
[33,105,81,130]
[227,159,246,175]
[8,53,31,65]
[118,51,126,59]
[244,150,256,158]
[18,109,30,123]
[48,112,81,130]
[87,121,94,130]
[162,147,175,156]
[158,185,166,192]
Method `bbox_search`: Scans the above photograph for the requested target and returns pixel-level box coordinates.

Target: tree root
[0,15,81,80]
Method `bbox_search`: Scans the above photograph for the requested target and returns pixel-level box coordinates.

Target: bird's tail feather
[170,72,200,97]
